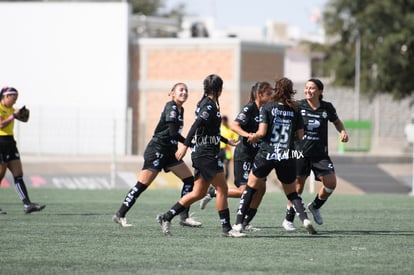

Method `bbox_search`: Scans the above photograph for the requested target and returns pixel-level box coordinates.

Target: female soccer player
[199,81,274,231]
[233,77,317,235]
[156,74,245,237]
[112,83,201,228]
[0,87,45,214]
[282,78,348,231]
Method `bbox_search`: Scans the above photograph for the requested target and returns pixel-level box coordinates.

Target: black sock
[236,186,256,225]
[180,176,194,197]
[179,207,190,220]
[285,206,296,222]
[287,192,308,222]
[179,177,194,220]
[117,182,147,217]
[14,176,30,205]
[164,202,186,221]
[218,208,232,232]
[313,195,326,209]
[180,176,194,221]
[243,208,257,226]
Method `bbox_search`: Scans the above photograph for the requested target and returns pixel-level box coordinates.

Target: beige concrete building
[129,38,286,154]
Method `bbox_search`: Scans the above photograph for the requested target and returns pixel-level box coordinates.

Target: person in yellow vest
[0,87,45,214]
[219,115,238,181]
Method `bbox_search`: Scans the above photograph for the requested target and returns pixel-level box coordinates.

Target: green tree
[128,0,185,18]
[128,0,162,15]
[322,0,414,99]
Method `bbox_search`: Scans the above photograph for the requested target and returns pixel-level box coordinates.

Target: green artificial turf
[0,188,413,274]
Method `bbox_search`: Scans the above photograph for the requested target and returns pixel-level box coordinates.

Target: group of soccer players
[112,74,348,237]
[0,74,348,238]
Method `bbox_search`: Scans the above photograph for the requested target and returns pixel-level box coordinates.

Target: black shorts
[142,145,183,172]
[0,136,20,163]
[233,159,253,187]
[296,156,335,180]
[192,155,224,182]
[252,157,296,184]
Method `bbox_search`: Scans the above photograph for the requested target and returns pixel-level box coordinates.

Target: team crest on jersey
[200,111,209,120]
[237,113,246,121]
[169,110,177,118]
[322,111,327,119]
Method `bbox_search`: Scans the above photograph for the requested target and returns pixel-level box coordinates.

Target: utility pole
[354,28,361,121]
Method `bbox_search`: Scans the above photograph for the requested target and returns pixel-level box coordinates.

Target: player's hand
[227,138,240,147]
[175,146,188,160]
[247,133,259,144]
[340,130,349,143]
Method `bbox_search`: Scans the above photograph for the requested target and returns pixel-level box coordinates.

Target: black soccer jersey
[151,100,184,152]
[296,99,338,157]
[233,102,261,161]
[256,101,303,161]
[191,96,221,159]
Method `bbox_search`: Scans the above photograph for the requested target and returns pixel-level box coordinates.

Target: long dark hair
[273,77,297,111]
[197,74,223,107]
[249,81,271,103]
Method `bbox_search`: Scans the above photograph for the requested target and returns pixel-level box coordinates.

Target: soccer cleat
[156,214,172,236]
[282,219,296,231]
[179,215,202,227]
[222,228,247,238]
[232,223,243,233]
[200,185,215,210]
[0,208,6,215]
[23,203,46,214]
[112,214,133,227]
[199,193,212,210]
[243,224,261,232]
[303,219,317,235]
[307,202,323,225]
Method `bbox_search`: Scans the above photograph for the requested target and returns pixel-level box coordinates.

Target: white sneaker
[303,219,317,235]
[112,214,133,227]
[282,219,296,231]
[243,224,261,232]
[222,228,247,238]
[179,216,202,227]
[232,223,243,233]
[307,202,323,225]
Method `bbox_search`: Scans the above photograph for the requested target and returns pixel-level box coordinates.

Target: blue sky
[164,0,328,33]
